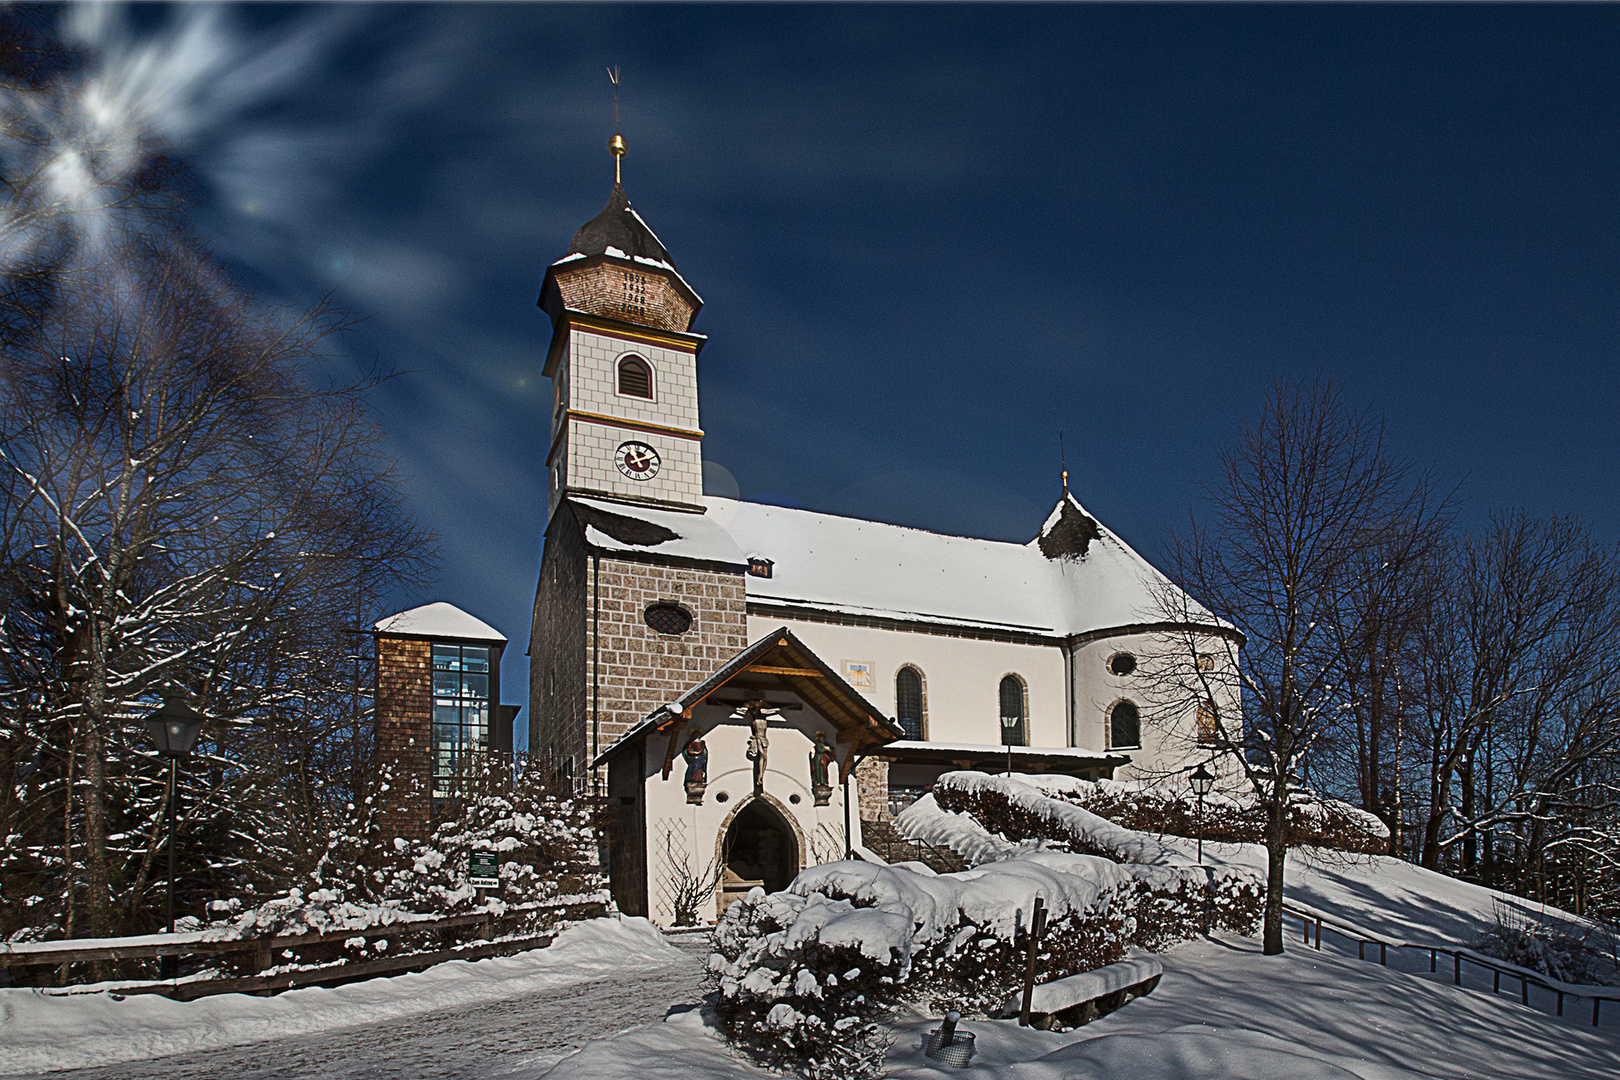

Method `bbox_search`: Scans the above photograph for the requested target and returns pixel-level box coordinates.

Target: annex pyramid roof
[372,602,506,643]
[566,496,745,568]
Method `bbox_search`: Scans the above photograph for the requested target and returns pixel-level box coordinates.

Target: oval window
[1109,652,1137,677]
[644,603,692,635]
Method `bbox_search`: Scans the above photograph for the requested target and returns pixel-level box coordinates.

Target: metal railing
[1282,902,1620,1029]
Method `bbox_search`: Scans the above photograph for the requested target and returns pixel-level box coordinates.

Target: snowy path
[5,931,713,1079]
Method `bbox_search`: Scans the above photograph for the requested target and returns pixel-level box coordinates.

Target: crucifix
[716,697,800,794]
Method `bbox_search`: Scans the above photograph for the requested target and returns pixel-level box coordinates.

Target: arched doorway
[722,798,800,895]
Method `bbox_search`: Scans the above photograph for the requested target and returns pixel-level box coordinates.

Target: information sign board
[468,850,499,888]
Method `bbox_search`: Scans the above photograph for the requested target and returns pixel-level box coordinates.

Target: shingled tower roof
[565,181,675,267]
[538,161,703,334]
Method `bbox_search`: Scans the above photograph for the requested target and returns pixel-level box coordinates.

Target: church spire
[537,74,703,338]
[607,66,626,185]
[1060,429,1068,494]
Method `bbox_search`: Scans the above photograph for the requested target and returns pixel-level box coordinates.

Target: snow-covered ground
[1165,835,1597,947]
[9,793,1617,1080]
[547,933,1620,1080]
[0,917,683,1076]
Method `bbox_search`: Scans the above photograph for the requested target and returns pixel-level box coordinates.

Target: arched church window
[999,674,1027,746]
[1110,700,1141,750]
[617,355,653,399]
[896,666,924,740]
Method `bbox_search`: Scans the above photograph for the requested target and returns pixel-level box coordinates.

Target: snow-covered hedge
[710,773,1266,1078]
[907,773,1264,946]
[710,852,1134,1079]
[1013,773,1389,854]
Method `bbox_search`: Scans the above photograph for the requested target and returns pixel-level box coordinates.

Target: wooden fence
[0,899,606,1001]
[1282,902,1620,1028]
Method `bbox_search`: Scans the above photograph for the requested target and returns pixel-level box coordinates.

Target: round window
[644,603,692,635]
[1109,652,1137,677]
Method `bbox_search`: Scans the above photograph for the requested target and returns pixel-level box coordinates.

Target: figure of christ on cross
[745,712,769,793]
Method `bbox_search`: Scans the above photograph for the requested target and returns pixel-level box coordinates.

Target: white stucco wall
[748,616,1067,748]
[637,704,860,927]
[738,617,1238,782]
[551,326,705,513]
[1068,631,1241,781]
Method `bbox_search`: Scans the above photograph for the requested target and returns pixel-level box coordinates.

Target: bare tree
[1406,515,1620,899]
[1325,494,1453,854]
[1149,377,1441,954]
[0,19,435,938]
[0,228,435,938]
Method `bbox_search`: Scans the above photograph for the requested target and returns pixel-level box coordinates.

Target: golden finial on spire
[607,66,626,185]
[1060,429,1069,493]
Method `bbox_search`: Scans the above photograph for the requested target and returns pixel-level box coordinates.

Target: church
[514,136,1237,925]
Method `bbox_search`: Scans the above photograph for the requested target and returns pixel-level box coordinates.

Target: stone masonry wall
[854,757,892,823]
[529,505,590,779]
[375,635,432,843]
[588,556,749,783]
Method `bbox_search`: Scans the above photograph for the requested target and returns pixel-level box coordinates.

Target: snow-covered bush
[710,887,901,1080]
[710,852,1136,1079]
[1016,773,1388,854]
[381,762,602,921]
[1470,898,1619,987]
[711,773,1265,1077]
[221,760,604,943]
[225,886,431,940]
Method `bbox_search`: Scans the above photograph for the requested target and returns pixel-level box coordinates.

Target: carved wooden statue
[681,735,708,804]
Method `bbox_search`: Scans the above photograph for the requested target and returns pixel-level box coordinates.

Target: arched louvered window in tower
[617,356,652,399]
[1111,700,1141,750]
[896,667,924,740]
[999,675,1026,746]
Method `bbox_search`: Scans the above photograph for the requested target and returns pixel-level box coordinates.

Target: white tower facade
[538,176,707,519]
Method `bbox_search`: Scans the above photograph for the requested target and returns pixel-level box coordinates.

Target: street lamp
[1189,761,1215,866]
[143,690,206,972]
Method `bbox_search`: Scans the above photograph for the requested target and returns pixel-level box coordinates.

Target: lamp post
[1190,761,1214,866]
[143,690,206,974]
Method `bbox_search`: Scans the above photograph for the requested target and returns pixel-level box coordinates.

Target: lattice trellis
[651,816,693,924]
[809,821,844,866]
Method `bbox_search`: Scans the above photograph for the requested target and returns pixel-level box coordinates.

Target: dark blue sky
[76,5,1620,734]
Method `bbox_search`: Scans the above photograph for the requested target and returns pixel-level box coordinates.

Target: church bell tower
[538,132,707,519]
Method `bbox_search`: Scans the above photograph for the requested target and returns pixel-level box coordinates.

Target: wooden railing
[1281,902,1620,1028]
[0,899,607,1000]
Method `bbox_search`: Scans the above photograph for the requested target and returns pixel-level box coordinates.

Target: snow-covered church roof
[565,492,1219,640]
[373,602,506,643]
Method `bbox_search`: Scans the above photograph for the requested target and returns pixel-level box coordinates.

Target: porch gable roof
[591,627,904,768]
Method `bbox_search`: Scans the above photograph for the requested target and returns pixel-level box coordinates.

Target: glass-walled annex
[432,642,491,808]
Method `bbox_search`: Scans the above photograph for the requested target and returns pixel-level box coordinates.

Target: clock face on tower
[615,441,661,481]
